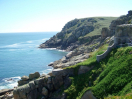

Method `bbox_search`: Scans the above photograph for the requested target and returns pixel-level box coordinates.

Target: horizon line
[0,31,59,33]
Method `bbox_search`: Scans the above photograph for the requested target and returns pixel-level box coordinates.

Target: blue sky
[0,0,132,33]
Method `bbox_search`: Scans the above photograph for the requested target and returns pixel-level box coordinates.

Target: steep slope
[11,10,132,99]
[39,17,117,51]
[41,10,132,70]
[63,46,132,99]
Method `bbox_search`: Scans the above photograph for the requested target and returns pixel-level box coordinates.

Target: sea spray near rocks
[0,76,21,90]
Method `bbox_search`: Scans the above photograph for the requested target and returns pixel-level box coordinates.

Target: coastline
[0,48,67,90]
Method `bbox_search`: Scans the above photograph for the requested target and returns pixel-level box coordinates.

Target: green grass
[63,46,132,99]
[93,47,132,98]
[62,17,117,41]
[84,17,117,36]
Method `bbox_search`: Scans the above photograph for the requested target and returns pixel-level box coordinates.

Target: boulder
[21,75,29,81]
[42,87,48,96]
[81,90,96,99]
[18,80,29,86]
[78,66,94,75]
[29,81,36,90]
[65,51,73,59]
[17,84,31,98]
[61,56,67,63]
[13,84,31,99]
[29,72,40,80]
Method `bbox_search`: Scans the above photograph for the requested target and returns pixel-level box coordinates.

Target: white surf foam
[0,76,21,90]
[5,43,19,48]
[40,68,53,75]
[27,41,33,43]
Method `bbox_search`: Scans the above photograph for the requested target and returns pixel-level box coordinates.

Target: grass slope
[63,45,132,99]
[64,17,117,39]
[84,17,117,36]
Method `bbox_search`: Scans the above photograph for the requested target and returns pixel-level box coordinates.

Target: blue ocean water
[0,32,67,90]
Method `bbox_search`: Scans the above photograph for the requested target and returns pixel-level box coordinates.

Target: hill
[39,17,117,51]
[4,10,132,99]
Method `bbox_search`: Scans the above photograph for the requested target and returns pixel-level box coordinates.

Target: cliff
[39,17,117,51]
[1,10,132,99]
[44,11,132,69]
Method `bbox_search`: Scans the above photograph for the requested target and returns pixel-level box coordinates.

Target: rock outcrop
[97,24,132,62]
[114,24,132,45]
[49,53,90,69]
[78,66,94,75]
[39,17,116,51]
[109,10,132,36]
[18,72,40,86]
[1,10,132,99]
[13,69,74,99]
[101,27,109,40]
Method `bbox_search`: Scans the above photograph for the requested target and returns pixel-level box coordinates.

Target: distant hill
[39,17,117,51]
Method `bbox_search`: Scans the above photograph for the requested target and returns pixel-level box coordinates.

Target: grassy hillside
[40,17,117,50]
[84,17,117,36]
[62,45,132,99]
[66,17,117,37]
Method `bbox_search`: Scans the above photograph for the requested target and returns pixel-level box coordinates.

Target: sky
[0,0,132,33]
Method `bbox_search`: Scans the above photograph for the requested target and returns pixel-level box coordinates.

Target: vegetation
[63,45,132,99]
[84,17,117,36]
[64,17,117,41]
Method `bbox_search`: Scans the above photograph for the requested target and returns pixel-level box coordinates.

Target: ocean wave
[5,43,19,48]
[46,48,57,50]
[42,38,49,41]
[0,38,49,50]
[44,48,67,53]
[40,68,53,75]
[0,76,21,90]
[27,41,33,43]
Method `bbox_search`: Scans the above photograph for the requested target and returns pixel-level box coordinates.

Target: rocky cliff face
[114,24,132,45]
[40,11,132,70]
[109,10,132,36]
[39,18,95,51]
[1,10,131,99]
[39,17,117,51]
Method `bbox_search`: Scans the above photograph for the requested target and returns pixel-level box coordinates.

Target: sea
[0,32,67,90]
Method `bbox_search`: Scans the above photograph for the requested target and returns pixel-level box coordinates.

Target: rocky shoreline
[0,10,132,99]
